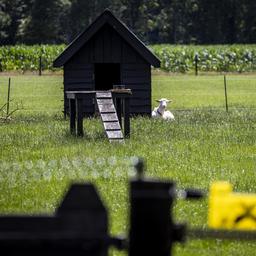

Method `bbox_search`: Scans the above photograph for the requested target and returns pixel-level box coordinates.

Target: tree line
[0,0,256,45]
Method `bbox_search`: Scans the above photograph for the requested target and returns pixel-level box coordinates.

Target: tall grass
[0,74,255,255]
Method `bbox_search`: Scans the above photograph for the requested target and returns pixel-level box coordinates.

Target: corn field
[0,44,255,73]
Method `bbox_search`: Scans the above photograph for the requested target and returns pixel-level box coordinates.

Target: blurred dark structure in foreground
[0,158,255,256]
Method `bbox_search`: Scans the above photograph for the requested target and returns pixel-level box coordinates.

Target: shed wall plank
[111,26,122,63]
[94,32,104,62]
[121,63,151,115]
[103,25,112,62]
[122,41,137,63]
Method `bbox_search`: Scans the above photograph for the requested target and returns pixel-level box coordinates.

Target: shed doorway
[94,63,121,91]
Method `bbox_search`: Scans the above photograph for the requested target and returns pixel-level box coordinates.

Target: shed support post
[76,98,84,136]
[124,97,130,138]
[116,98,122,128]
[69,99,76,135]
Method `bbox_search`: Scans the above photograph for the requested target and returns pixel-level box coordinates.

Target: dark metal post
[76,98,84,136]
[129,159,185,256]
[7,77,11,115]
[69,99,76,135]
[195,53,199,76]
[224,75,228,112]
[39,56,42,76]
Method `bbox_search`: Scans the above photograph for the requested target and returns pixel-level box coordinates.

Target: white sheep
[152,98,175,121]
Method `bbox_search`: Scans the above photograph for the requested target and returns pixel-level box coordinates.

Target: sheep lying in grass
[152,98,175,121]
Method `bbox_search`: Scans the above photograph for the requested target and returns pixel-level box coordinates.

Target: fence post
[195,53,199,76]
[39,56,42,76]
[0,59,2,72]
[7,77,11,115]
[224,75,228,112]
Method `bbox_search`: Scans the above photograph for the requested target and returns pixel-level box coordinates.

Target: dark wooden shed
[53,9,161,116]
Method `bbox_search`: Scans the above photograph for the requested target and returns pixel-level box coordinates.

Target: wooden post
[69,99,76,134]
[124,97,130,138]
[76,98,84,136]
[224,75,228,112]
[7,77,11,115]
[39,56,42,76]
[116,98,122,128]
[64,92,67,120]
[0,59,2,72]
[195,53,198,76]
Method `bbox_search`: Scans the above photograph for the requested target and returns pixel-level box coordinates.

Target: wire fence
[0,75,255,116]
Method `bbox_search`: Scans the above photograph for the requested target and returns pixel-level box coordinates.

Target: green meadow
[0,74,256,256]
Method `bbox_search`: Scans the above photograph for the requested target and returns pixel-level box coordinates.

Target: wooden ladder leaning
[96,91,124,142]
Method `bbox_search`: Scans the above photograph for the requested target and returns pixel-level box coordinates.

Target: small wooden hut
[53,9,161,116]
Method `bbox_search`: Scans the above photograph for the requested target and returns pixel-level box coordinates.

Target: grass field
[0,74,256,255]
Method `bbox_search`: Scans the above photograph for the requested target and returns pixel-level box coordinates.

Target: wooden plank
[101,113,118,122]
[64,77,94,84]
[103,24,112,62]
[96,92,112,98]
[106,130,123,139]
[121,77,150,83]
[124,97,130,138]
[64,66,93,72]
[69,99,76,134]
[103,122,121,130]
[86,40,94,62]
[115,98,122,128]
[94,32,104,62]
[95,91,124,141]
[64,71,93,80]
[97,99,113,105]
[122,72,149,79]
[124,84,149,90]
[66,97,93,105]
[64,65,93,72]
[97,104,116,113]
[65,85,93,91]
[131,90,151,98]
[111,28,122,62]
[77,45,91,63]
[64,62,93,70]
[130,98,151,105]
[76,98,84,136]
[121,63,149,71]
[136,54,149,64]
[122,66,150,78]
[130,105,151,114]
[130,103,151,109]
[122,41,137,63]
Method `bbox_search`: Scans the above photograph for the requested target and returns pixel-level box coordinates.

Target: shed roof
[53,9,161,68]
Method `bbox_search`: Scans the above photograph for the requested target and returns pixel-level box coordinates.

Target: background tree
[0,1,11,43]
[68,0,115,41]
[21,0,70,44]
[0,0,30,45]
[0,0,256,45]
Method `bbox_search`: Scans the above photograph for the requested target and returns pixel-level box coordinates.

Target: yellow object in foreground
[208,181,256,230]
